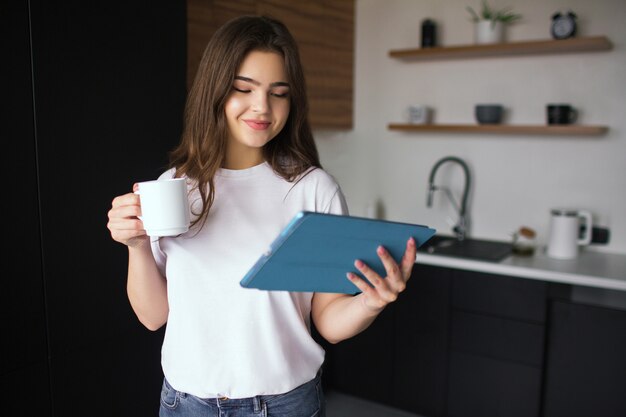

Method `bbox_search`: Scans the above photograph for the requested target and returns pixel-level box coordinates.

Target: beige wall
[314,0,626,253]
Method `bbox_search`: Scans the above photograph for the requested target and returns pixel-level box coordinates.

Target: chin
[244,136,274,148]
[243,130,279,147]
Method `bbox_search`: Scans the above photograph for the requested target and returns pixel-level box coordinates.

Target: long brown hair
[169,15,321,229]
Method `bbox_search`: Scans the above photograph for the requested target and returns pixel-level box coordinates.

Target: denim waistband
[164,368,322,408]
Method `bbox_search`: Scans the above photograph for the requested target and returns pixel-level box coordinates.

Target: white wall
[314,0,626,254]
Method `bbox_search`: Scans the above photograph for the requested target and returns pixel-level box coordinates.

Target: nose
[251,92,270,113]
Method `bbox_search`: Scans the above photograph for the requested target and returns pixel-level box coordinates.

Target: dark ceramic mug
[475,104,504,124]
[547,104,577,125]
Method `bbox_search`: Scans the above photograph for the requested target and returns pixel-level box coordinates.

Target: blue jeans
[159,371,325,417]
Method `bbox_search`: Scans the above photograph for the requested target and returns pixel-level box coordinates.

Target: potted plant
[466,1,522,44]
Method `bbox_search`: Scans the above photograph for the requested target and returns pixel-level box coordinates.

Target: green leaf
[466,1,522,24]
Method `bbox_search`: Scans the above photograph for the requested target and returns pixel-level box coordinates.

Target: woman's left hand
[347,237,418,313]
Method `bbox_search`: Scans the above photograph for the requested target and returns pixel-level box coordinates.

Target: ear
[551,12,561,20]
[567,11,577,19]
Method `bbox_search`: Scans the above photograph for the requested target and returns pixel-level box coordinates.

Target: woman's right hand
[107,185,148,247]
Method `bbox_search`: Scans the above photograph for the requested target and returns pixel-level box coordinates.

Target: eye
[270,88,290,98]
[271,92,289,98]
[232,87,251,94]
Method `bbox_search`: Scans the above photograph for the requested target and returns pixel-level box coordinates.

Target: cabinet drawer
[447,351,542,417]
[451,310,544,366]
[324,305,396,404]
[544,301,626,417]
[391,263,452,416]
[452,270,547,322]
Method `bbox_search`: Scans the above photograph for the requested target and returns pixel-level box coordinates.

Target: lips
[244,119,271,130]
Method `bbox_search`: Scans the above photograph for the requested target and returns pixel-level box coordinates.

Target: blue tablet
[240,211,436,294]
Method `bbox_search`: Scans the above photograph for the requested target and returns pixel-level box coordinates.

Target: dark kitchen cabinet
[323,264,548,417]
[323,264,452,415]
[392,264,452,416]
[447,352,542,417]
[322,298,396,405]
[543,300,626,417]
[323,261,626,417]
[446,270,547,417]
[3,1,186,416]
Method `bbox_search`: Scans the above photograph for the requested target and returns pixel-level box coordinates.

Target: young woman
[107,15,417,417]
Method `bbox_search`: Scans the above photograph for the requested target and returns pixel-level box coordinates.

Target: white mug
[407,105,433,124]
[547,208,592,259]
[136,178,190,237]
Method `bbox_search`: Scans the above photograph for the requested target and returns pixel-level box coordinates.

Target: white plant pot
[475,20,504,44]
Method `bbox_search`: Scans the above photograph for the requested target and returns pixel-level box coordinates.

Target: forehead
[236,50,287,83]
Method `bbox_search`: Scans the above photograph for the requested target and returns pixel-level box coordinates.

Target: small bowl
[475,104,504,124]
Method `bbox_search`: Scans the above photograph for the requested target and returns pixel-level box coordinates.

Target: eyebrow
[234,76,289,88]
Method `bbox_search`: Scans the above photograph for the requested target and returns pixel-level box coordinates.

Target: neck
[224,145,264,170]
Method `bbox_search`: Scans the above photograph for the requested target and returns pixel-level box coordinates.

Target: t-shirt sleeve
[150,237,167,277]
[324,185,349,216]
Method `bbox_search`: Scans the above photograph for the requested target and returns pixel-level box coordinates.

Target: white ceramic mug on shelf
[136,178,190,237]
[407,105,433,124]
[547,208,592,259]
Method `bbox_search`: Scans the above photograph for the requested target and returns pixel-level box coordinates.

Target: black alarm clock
[551,11,577,39]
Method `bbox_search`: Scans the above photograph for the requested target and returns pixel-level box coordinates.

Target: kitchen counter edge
[414,249,626,292]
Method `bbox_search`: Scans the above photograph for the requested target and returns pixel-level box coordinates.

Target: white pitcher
[547,208,592,259]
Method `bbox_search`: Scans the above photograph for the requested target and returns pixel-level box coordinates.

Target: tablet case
[240,212,436,294]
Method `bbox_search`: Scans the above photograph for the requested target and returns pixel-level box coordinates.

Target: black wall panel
[2,0,49,388]
[4,1,186,415]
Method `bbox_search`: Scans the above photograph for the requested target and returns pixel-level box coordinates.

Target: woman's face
[224,50,291,169]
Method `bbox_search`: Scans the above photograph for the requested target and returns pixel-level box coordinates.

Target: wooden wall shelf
[388,36,612,61]
[387,124,609,136]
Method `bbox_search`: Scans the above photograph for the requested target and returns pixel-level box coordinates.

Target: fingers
[346,272,387,312]
[376,245,407,293]
[107,192,146,246]
[111,192,141,210]
[346,272,373,293]
[352,259,399,303]
[109,195,141,238]
[400,237,417,281]
[345,237,418,311]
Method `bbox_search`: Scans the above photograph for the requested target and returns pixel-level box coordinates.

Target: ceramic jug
[547,208,592,259]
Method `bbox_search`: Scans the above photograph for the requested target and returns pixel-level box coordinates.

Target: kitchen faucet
[427,156,471,241]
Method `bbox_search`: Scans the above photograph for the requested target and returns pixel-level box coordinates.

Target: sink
[417,235,513,262]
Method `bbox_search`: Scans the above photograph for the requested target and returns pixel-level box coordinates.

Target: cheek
[225,97,247,119]
[275,101,291,123]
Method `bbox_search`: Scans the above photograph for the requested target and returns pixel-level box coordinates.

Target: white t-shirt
[150,162,349,399]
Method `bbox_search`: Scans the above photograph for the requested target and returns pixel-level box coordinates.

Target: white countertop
[415,248,626,291]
